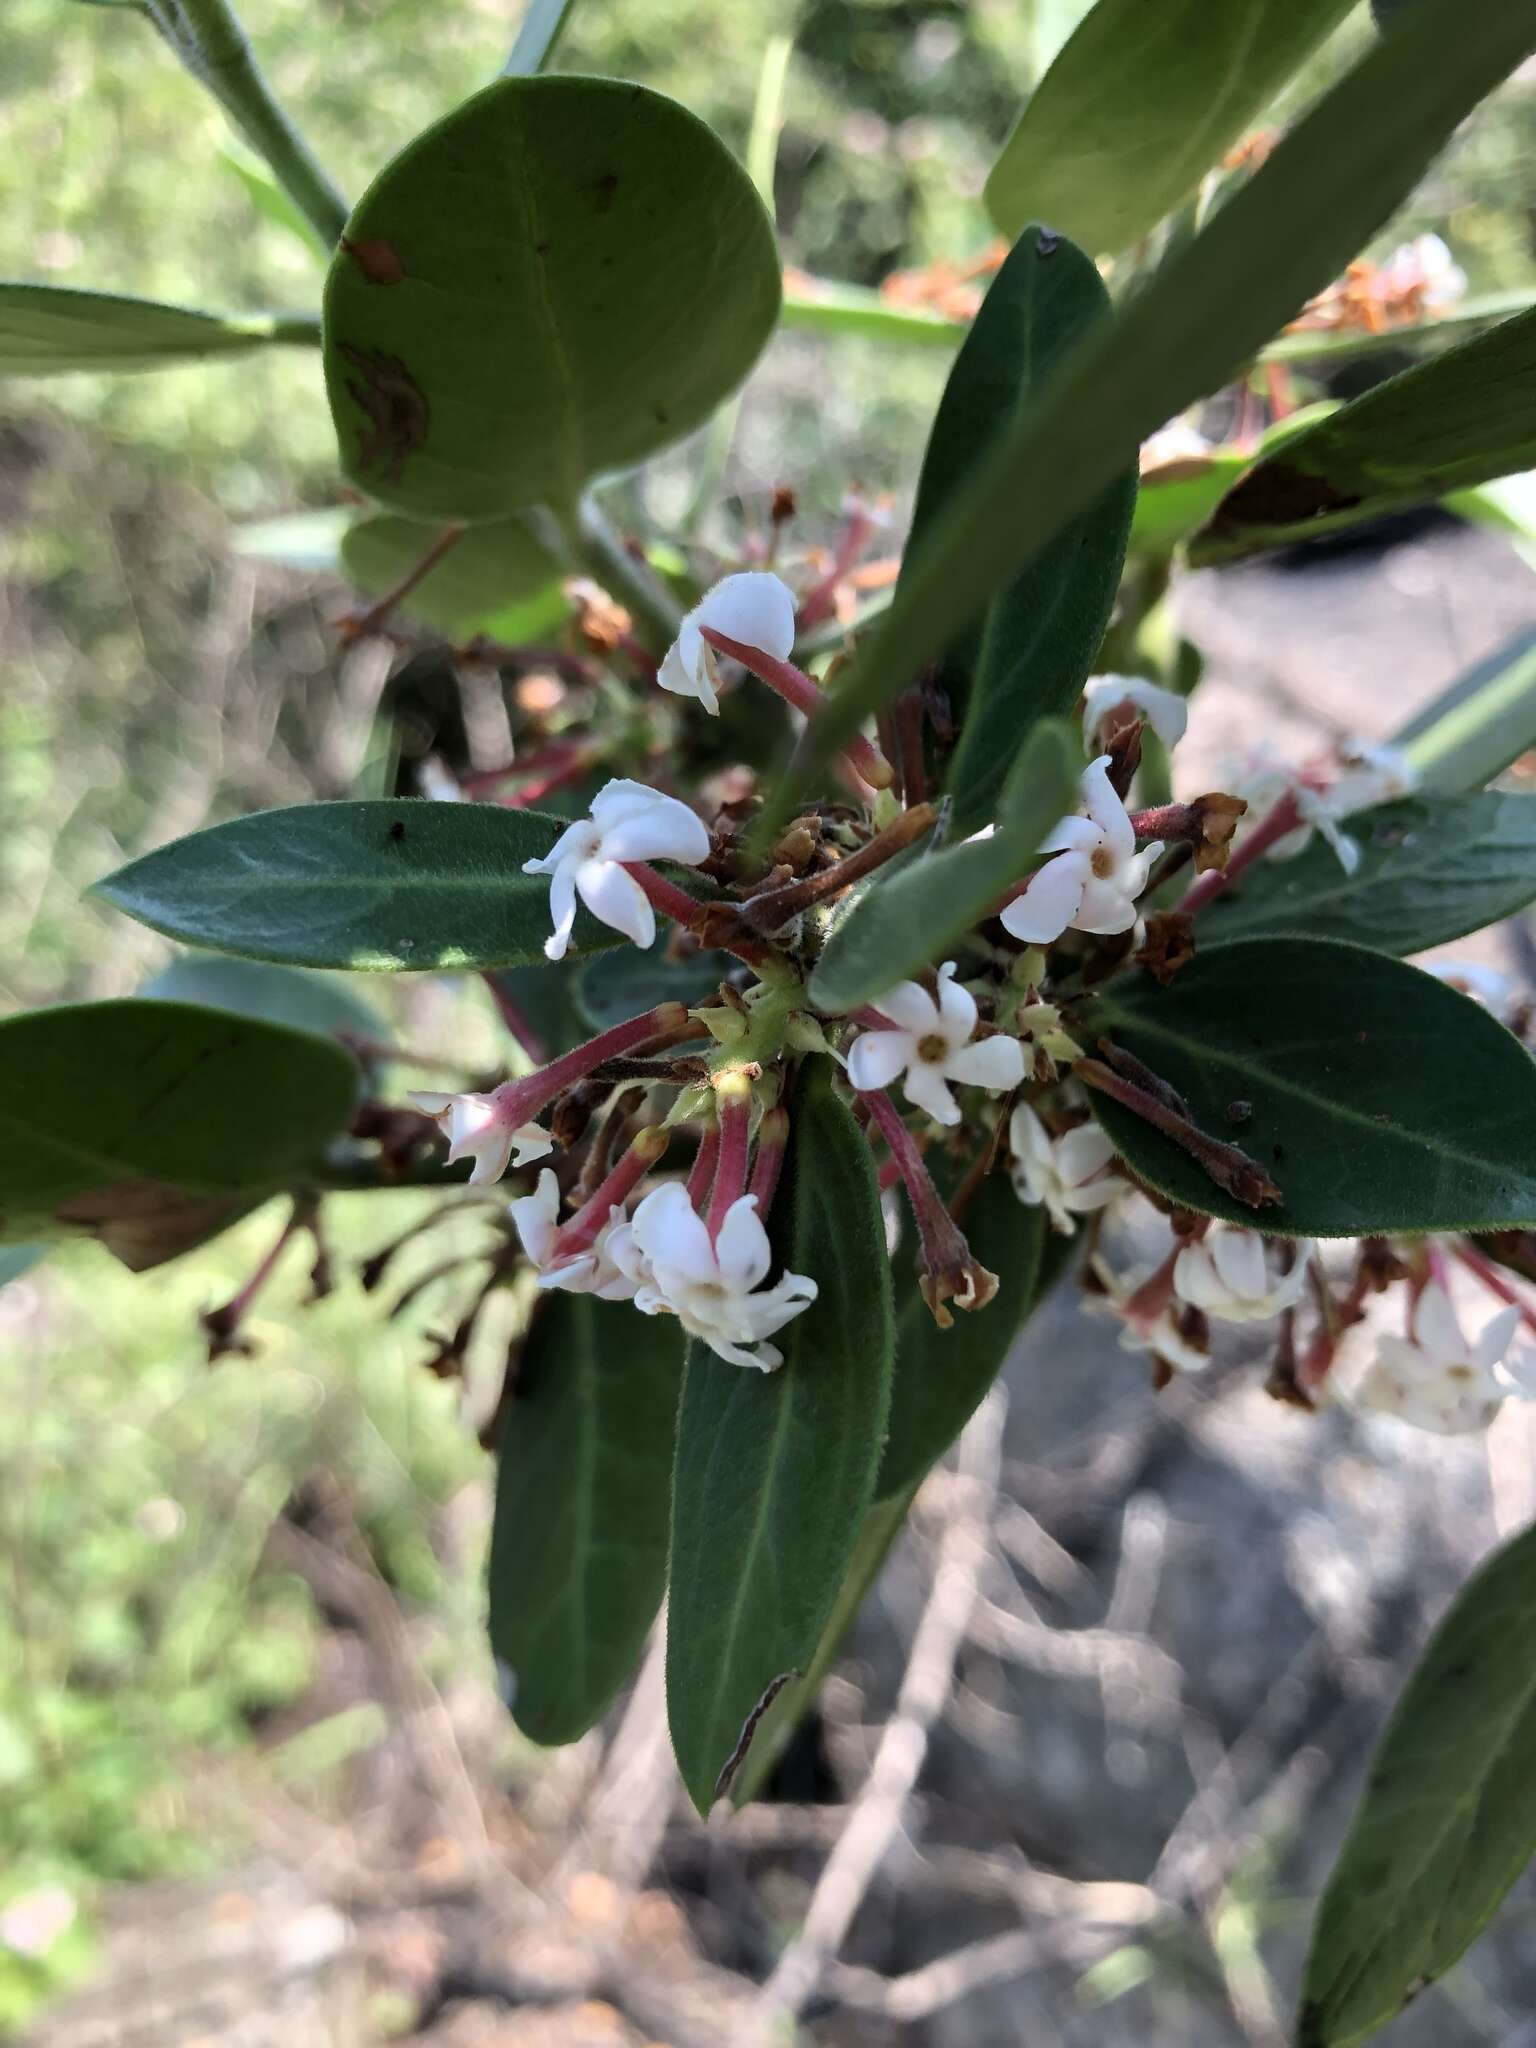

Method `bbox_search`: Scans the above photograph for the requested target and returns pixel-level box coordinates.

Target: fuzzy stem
[549,1129,668,1262]
[481,971,549,1067]
[862,1086,996,1324]
[140,0,349,248]
[708,1077,754,1239]
[795,500,876,633]
[342,525,464,640]
[623,861,706,930]
[1453,1242,1536,1337]
[1077,1056,1281,1211]
[499,1002,689,1127]
[701,627,894,790]
[748,1106,790,1217]
[687,1119,722,1212]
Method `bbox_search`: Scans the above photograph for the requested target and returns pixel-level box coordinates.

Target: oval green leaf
[985,0,1357,252]
[94,800,622,972]
[1299,1519,1536,2046]
[342,513,569,642]
[1089,938,1536,1236]
[900,227,1133,836]
[0,1000,359,1268]
[489,1291,684,1747]
[763,0,1536,834]
[576,934,732,1034]
[809,720,1079,1015]
[1190,306,1536,563]
[877,1171,1043,1502]
[322,76,781,521]
[1200,794,1536,955]
[666,1061,894,1813]
[140,954,386,1044]
[0,283,319,374]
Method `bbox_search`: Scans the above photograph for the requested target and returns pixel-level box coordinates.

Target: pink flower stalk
[686,1118,722,1212]
[700,627,894,791]
[411,1001,687,1186]
[708,1077,754,1240]
[748,1105,789,1215]
[861,1084,997,1327]
[544,1127,669,1267]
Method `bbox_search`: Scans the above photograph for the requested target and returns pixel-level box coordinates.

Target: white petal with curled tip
[1081,755,1135,863]
[1210,1227,1270,1304]
[945,1034,1025,1092]
[1000,850,1089,944]
[1056,1122,1116,1190]
[713,1195,773,1292]
[846,1029,911,1094]
[657,617,717,713]
[698,570,797,659]
[869,978,940,1040]
[590,781,711,866]
[632,1181,717,1286]
[1040,813,1103,857]
[544,861,581,961]
[510,1170,561,1264]
[902,1058,961,1127]
[576,859,655,950]
[934,960,977,1044]
[1413,1282,1468,1364]
[522,816,599,879]
[1074,876,1141,936]
[1083,675,1189,751]
[1474,1303,1522,1371]
[510,1123,554,1168]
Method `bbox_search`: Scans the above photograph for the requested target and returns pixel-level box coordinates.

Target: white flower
[1381,232,1466,314]
[1000,756,1162,945]
[509,1169,637,1299]
[1009,1103,1121,1234]
[1081,675,1189,754]
[1352,1282,1522,1435]
[1245,742,1417,876]
[626,1180,817,1371]
[846,960,1024,1126]
[410,1089,552,1185]
[1173,1226,1314,1325]
[1089,1253,1211,1375]
[657,571,796,716]
[521,777,711,961]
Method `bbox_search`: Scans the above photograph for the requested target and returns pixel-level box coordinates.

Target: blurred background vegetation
[2,0,1535,2030]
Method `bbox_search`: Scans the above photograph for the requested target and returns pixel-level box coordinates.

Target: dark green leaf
[140,954,386,1044]
[898,229,1131,833]
[667,1061,894,1812]
[1089,938,1536,1236]
[985,0,1357,252]
[95,800,621,972]
[877,1170,1042,1501]
[322,76,780,522]
[1299,1519,1536,2046]
[1200,794,1536,954]
[489,1291,684,1746]
[1190,307,1536,562]
[488,961,589,1059]
[1395,626,1536,795]
[764,0,1536,834]
[0,283,319,373]
[342,513,569,641]
[808,721,1080,1014]
[0,1000,359,1268]
[576,935,732,1034]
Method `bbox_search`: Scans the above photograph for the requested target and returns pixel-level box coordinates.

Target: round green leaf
[322,75,781,521]
[1089,938,1536,1237]
[342,513,569,641]
[489,1292,684,1747]
[0,283,319,374]
[94,800,622,972]
[0,1000,360,1269]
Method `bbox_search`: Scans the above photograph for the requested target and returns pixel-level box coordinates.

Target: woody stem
[701,627,894,790]
[862,1085,971,1277]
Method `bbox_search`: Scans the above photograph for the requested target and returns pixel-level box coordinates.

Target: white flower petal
[901,1059,962,1126]
[545,862,580,961]
[1413,1282,1467,1364]
[869,979,940,1040]
[944,1034,1025,1093]
[1000,850,1089,944]
[1083,675,1189,752]
[577,859,656,950]
[1080,756,1135,863]
[933,960,977,1044]
[699,570,796,659]
[510,1170,561,1264]
[714,1195,773,1292]
[847,1029,912,1094]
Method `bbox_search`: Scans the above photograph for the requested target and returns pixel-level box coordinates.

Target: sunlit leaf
[985,0,1357,252]
[322,76,780,521]
[342,513,569,641]
[95,801,623,971]
[0,283,319,374]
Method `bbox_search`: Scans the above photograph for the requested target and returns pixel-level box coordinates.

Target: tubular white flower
[1009,1103,1120,1234]
[625,1180,817,1372]
[1242,742,1418,876]
[1351,1282,1522,1435]
[1173,1226,1314,1324]
[1000,756,1162,946]
[410,1090,552,1186]
[1088,1254,1211,1375]
[508,1170,637,1299]
[520,777,710,961]
[1081,675,1189,754]
[657,571,797,716]
[847,961,1024,1127]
